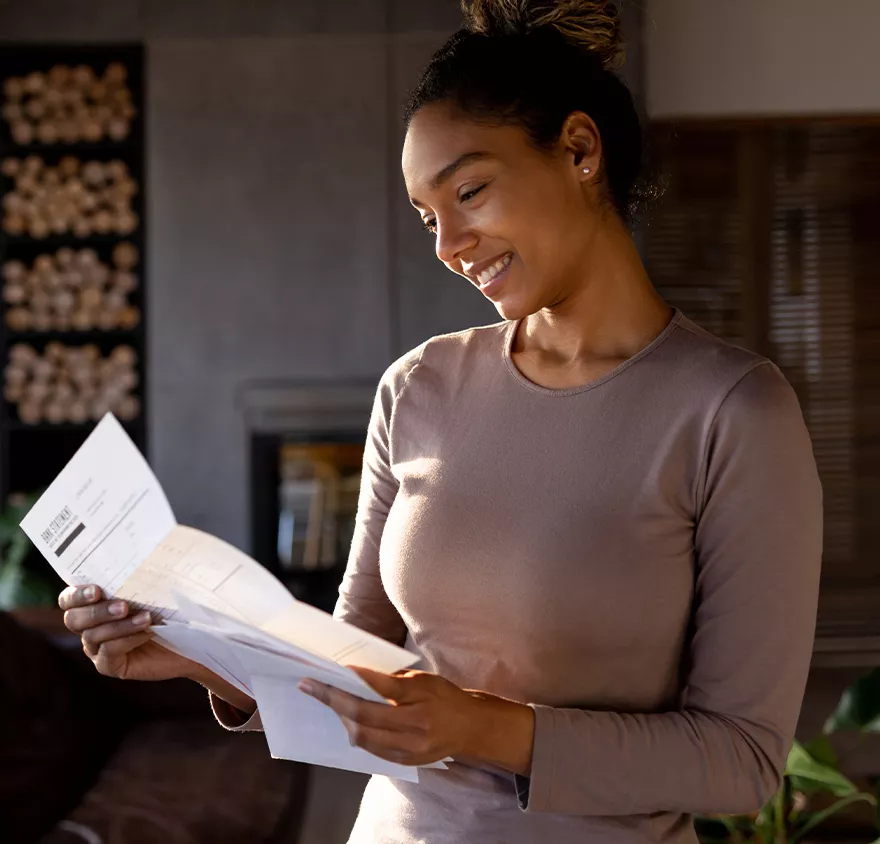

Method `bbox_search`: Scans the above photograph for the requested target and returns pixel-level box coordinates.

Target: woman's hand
[59,584,198,682]
[299,667,536,775]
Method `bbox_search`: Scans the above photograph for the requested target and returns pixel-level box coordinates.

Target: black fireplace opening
[249,429,367,613]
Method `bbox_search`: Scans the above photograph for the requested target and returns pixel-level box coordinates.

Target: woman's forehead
[402,107,522,190]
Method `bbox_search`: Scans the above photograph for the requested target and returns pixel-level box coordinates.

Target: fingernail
[133,611,151,627]
[83,586,97,601]
[109,601,127,617]
[298,680,316,696]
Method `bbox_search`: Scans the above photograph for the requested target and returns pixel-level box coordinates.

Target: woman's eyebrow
[430,150,493,189]
[410,150,494,208]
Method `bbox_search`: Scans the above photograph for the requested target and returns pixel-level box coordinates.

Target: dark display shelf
[0,43,146,507]
[1,234,138,248]
[5,420,145,433]
[5,329,144,342]
[3,141,137,156]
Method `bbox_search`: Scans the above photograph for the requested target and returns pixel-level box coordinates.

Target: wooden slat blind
[646,121,880,596]
[646,128,746,346]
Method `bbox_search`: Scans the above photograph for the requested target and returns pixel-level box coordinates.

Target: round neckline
[503,309,683,397]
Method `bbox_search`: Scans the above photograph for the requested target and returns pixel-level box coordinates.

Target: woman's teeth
[477,254,512,286]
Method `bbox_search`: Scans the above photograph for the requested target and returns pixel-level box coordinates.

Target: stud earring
[583,167,591,175]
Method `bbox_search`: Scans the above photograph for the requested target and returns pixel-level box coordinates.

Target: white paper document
[21,413,447,783]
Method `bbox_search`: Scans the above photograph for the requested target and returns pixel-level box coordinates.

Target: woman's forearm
[188,663,257,716]
[464,691,535,777]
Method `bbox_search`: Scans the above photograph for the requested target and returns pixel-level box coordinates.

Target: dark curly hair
[404,1,648,223]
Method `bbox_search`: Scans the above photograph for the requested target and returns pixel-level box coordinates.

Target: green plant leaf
[790,792,878,844]
[0,560,23,611]
[785,741,860,797]
[719,815,746,844]
[803,735,838,768]
[825,669,880,734]
[754,800,776,844]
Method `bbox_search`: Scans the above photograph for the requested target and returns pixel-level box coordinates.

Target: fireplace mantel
[237,380,376,436]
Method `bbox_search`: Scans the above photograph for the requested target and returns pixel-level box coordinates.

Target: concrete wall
[0,0,482,547]
[646,0,880,117]
[0,0,643,549]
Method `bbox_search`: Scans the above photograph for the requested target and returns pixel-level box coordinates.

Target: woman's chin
[493,296,536,323]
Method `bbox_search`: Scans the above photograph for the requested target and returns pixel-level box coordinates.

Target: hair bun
[461,0,625,70]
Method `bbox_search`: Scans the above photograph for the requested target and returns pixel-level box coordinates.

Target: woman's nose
[434,216,477,265]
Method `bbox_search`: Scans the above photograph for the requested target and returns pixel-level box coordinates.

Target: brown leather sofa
[0,611,310,844]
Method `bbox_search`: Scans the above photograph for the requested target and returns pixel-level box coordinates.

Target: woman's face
[402,101,604,321]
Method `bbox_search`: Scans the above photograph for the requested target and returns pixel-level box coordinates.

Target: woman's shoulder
[663,312,792,403]
[378,320,508,394]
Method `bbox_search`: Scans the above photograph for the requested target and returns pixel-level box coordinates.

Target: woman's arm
[333,348,425,642]
[192,663,256,715]
[511,362,822,815]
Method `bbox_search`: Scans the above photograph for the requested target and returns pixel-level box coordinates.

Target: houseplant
[697,668,880,844]
[0,491,56,610]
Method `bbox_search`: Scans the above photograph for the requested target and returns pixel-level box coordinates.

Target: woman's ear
[560,111,602,182]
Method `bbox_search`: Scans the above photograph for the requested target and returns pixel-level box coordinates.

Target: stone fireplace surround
[238,380,376,611]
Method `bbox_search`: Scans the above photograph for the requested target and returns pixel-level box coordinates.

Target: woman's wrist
[463,692,535,777]
[188,662,257,715]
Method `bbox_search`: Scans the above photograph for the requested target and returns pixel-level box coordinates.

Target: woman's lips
[477,254,513,298]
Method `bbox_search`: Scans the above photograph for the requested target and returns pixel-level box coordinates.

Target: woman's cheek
[471,197,514,240]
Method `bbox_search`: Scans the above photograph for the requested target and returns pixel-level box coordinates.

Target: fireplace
[238,380,376,612]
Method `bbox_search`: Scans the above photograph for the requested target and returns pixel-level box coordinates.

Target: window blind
[646,121,880,623]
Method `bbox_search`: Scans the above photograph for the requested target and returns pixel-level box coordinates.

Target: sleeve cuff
[209,691,263,732]
[515,704,556,813]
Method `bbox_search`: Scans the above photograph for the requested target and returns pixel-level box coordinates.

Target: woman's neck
[513,214,671,370]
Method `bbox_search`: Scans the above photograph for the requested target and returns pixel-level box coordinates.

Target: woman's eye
[460,184,486,203]
[421,184,486,232]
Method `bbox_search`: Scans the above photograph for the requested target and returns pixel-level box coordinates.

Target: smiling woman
[398,2,667,381]
[58,2,823,844]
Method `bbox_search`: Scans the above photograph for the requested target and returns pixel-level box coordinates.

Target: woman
[60,1,823,842]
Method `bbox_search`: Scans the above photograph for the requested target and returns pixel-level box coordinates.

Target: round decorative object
[2,246,141,333]
[68,401,89,423]
[11,121,34,145]
[31,312,53,331]
[1,156,139,237]
[1,158,20,178]
[3,62,135,146]
[72,217,93,238]
[2,214,26,236]
[112,242,139,270]
[72,65,96,89]
[115,211,138,235]
[23,72,46,96]
[6,309,31,331]
[28,217,50,239]
[25,98,46,120]
[2,103,23,122]
[4,342,140,424]
[2,261,26,282]
[3,284,25,305]
[55,247,75,268]
[3,77,24,101]
[18,401,42,425]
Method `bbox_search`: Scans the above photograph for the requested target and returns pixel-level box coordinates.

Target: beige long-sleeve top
[216,310,822,844]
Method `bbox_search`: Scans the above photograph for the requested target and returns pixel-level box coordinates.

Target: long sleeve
[516,361,823,816]
[210,692,263,731]
[333,348,424,644]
